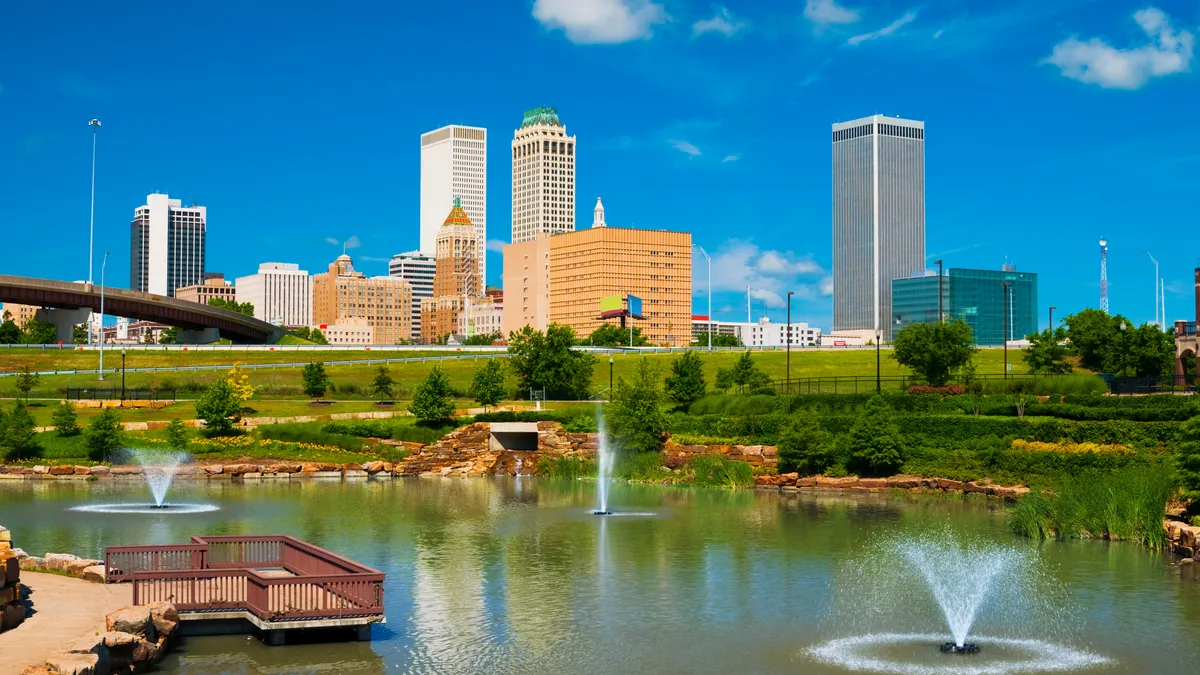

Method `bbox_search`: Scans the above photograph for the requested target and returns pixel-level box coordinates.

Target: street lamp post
[875,328,882,393]
[1049,306,1056,331]
[786,291,794,394]
[121,349,127,401]
[1142,251,1160,327]
[99,252,109,381]
[936,259,943,323]
[88,119,101,345]
[1000,282,1012,379]
[609,355,614,397]
[1120,321,1128,379]
[693,244,712,353]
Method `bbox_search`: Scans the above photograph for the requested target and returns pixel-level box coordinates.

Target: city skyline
[1,2,1196,330]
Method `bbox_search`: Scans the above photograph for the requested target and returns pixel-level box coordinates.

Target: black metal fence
[1105,375,1195,396]
[65,388,176,401]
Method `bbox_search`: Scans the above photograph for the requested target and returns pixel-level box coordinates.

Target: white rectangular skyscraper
[389,250,436,342]
[511,107,575,244]
[831,115,925,342]
[235,263,313,328]
[420,125,487,283]
[129,193,206,297]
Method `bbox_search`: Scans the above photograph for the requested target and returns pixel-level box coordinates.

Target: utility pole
[99,252,109,381]
[87,119,101,345]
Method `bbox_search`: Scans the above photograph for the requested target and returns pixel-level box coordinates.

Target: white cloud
[693,6,746,38]
[933,28,944,39]
[847,10,917,45]
[486,239,507,253]
[721,154,739,163]
[670,139,702,157]
[359,256,390,263]
[697,239,827,309]
[804,0,859,26]
[325,235,361,250]
[1042,7,1193,90]
[323,237,339,246]
[819,276,834,296]
[533,0,668,44]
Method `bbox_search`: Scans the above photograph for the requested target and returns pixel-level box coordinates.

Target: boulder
[1,550,20,583]
[18,666,54,675]
[203,464,224,475]
[363,461,385,473]
[48,465,75,476]
[31,465,49,474]
[935,478,964,491]
[72,466,91,475]
[147,602,179,638]
[963,481,988,495]
[105,605,156,642]
[344,470,368,479]
[98,631,142,648]
[343,463,363,471]
[1,599,24,629]
[132,638,160,663]
[857,478,887,489]
[0,525,10,542]
[796,477,817,488]
[885,475,921,489]
[81,565,106,583]
[754,475,775,487]
[43,653,98,675]
[88,466,110,476]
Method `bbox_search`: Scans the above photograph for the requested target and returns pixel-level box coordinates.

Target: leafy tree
[20,318,57,344]
[51,401,80,436]
[469,359,506,411]
[72,324,88,344]
[293,327,329,345]
[777,413,832,475]
[664,351,706,408]
[462,331,502,346]
[371,365,395,401]
[506,324,596,400]
[14,366,39,403]
[194,377,242,435]
[845,397,905,477]
[409,366,456,422]
[159,326,179,344]
[692,332,743,348]
[1023,328,1073,374]
[891,319,977,386]
[606,358,667,453]
[302,362,330,399]
[165,419,190,449]
[1009,381,1035,420]
[0,318,19,344]
[207,297,255,316]
[225,364,255,404]
[724,351,771,392]
[586,323,648,347]
[715,367,736,393]
[85,407,123,461]
[1176,414,1200,501]
[1,402,41,461]
[1062,308,1120,371]
[1126,323,1174,378]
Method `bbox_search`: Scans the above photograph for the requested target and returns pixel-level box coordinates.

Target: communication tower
[1099,238,1109,313]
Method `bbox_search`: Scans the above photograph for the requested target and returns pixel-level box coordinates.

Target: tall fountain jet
[593,413,614,516]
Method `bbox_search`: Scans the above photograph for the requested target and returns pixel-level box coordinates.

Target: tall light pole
[875,328,882,393]
[121,348,127,402]
[608,355,614,396]
[99,252,109,381]
[786,290,794,394]
[1142,251,1160,327]
[935,259,943,323]
[1000,282,1012,379]
[88,119,101,345]
[693,244,711,353]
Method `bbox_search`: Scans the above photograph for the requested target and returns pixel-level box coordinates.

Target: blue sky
[1,0,1197,330]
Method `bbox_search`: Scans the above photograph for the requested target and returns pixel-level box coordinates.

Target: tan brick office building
[312,255,412,345]
[421,199,480,343]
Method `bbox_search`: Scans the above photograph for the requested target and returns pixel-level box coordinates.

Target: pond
[2,478,1198,674]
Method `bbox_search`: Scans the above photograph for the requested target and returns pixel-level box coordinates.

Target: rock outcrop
[19,602,179,675]
[753,473,1031,499]
[0,526,25,634]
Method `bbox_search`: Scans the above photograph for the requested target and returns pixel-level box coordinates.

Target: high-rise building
[892,267,1038,346]
[421,199,480,343]
[236,263,313,328]
[176,276,236,307]
[313,255,412,345]
[389,251,436,342]
[832,115,925,341]
[501,233,552,336]
[0,303,39,327]
[420,125,487,282]
[129,193,207,297]
[511,107,576,244]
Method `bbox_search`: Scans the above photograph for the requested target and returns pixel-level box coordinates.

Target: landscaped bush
[564,415,598,433]
[906,385,965,395]
[980,375,1108,396]
[538,454,595,479]
[1010,439,1133,455]
[686,454,755,488]
[391,423,456,445]
[322,421,394,438]
[1008,466,1175,549]
[614,452,672,482]
[257,423,365,452]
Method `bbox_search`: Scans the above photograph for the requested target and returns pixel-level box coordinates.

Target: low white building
[236,263,312,328]
[459,296,503,339]
[690,316,821,347]
[313,318,373,346]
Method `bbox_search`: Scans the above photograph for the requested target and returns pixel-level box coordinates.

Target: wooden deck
[104,536,384,640]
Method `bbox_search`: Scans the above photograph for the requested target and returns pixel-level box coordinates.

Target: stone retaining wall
[1165,520,1200,561]
[0,526,23,634]
[753,472,1033,499]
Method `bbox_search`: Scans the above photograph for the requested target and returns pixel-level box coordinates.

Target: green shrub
[391,423,454,445]
[565,415,598,433]
[50,401,80,436]
[302,362,330,399]
[322,421,394,438]
[165,419,190,449]
[607,359,667,453]
[409,366,456,423]
[538,455,595,478]
[84,408,123,462]
[1,402,41,461]
[776,412,832,475]
[614,452,672,482]
[687,454,755,488]
[195,378,242,436]
[257,423,365,452]
[844,397,905,477]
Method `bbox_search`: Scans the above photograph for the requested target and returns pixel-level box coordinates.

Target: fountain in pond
[592,414,614,516]
[70,449,219,515]
[806,532,1111,673]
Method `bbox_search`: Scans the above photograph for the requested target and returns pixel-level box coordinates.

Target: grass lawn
[0,348,1032,403]
[0,347,499,373]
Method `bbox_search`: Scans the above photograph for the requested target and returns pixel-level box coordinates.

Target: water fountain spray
[592,412,613,516]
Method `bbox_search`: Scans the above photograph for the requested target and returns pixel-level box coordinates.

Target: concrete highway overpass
[0,275,285,344]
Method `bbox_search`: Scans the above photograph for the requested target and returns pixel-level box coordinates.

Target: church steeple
[593,197,606,228]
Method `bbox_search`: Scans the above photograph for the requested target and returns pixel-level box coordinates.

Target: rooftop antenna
[1099,238,1109,313]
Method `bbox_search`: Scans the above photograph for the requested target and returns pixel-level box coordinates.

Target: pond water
[2,478,1199,674]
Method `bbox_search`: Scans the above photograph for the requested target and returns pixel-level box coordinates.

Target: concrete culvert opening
[489,422,540,451]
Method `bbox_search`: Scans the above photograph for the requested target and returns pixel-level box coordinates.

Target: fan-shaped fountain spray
[592,413,613,516]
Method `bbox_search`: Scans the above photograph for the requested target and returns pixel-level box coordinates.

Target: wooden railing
[106,535,384,622]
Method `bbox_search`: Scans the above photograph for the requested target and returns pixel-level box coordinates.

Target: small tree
[2,402,40,461]
[845,397,905,477]
[586,323,648,347]
[225,364,255,405]
[14,366,39,403]
[309,328,329,345]
[469,359,506,411]
[966,381,985,417]
[776,413,832,475]
[194,377,242,435]
[85,407,123,462]
[664,351,706,408]
[165,419,190,449]
[607,358,667,454]
[371,365,395,401]
[506,324,595,400]
[409,366,456,423]
[207,297,255,317]
[715,367,736,393]
[159,326,179,344]
[302,362,330,399]
[1176,414,1200,501]
[892,319,977,386]
[1010,381,1035,420]
[51,401,80,436]
[1023,328,1073,374]
[0,317,19,344]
